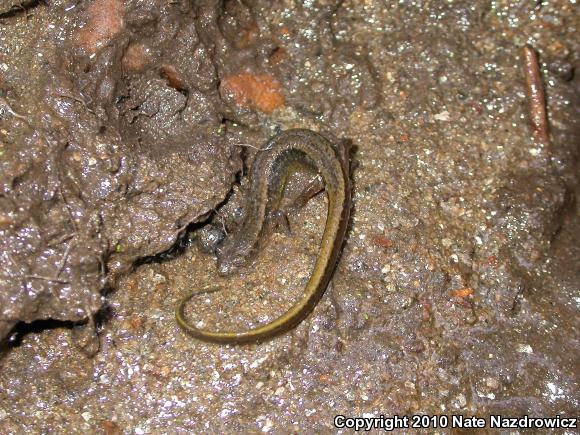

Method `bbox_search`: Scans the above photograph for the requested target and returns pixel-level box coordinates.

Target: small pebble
[434,110,450,121]
[517,344,533,354]
[261,418,273,432]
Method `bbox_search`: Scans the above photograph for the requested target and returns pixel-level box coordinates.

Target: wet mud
[0,0,578,432]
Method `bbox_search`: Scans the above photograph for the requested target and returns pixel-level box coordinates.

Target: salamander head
[216,241,248,275]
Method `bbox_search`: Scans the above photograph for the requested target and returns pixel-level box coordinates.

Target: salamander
[175,128,352,344]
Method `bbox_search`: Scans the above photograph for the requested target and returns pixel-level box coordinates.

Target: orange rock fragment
[221,73,285,114]
[129,315,143,330]
[373,235,394,249]
[451,288,474,298]
[75,0,124,55]
[101,420,122,435]
[319,374,333,384]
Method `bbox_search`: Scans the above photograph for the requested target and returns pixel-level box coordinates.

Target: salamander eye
[232,206,245,221]
[197,224,226,253]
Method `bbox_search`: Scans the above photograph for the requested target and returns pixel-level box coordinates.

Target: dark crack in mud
[0,0,579,432]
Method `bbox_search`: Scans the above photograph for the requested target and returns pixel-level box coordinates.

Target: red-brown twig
[523,46,549,146]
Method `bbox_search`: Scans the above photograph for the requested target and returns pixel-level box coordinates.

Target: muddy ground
[0,0,578,433]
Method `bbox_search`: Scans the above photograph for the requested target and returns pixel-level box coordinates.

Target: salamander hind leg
[269,209,293,235]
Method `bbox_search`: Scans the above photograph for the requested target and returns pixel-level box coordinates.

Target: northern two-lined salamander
[175,128,352,344]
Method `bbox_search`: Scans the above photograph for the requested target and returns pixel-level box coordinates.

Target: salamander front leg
[269,209,292,235]
[269,175,325,236]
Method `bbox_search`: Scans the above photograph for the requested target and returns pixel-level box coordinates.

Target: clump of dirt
[0,0,244,339]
